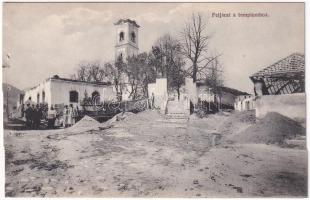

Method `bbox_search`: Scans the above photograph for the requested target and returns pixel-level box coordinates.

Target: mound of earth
[232,110,256,124]
[66,115,101,133]
[124,110,161,122]
[232,112,305,145]
[105,112,136,124]
[106,110,162,124]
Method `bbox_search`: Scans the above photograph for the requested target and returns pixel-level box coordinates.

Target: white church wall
[23,79,51,106]
[50,80,111,106]
[23,78,116,108]
[103,86,117,102]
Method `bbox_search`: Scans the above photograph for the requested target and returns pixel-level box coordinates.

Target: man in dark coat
[25,104,32,129]
[33,104,41,129]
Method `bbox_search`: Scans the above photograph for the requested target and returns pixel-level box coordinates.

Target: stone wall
[255,93,306,121]
[23,80,51,105]
[50,79,114,106]
[234,95,255,111]
[147,78,168,113]
[185,78,198,105]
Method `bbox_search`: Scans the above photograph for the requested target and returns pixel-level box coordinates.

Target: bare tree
[104,60,126,101]
[126,52,156,99]
[72,61,107,83]
[205,56,224,91]
[150,34,185,99]
[149,46,166,78]
[88,61,106,82]
[180,13,210,82]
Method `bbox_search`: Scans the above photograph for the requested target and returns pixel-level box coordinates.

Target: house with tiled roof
[249,53,305,121]
[250,53,305,95]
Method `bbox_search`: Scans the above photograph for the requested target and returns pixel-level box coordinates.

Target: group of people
[22,97,80,129]
[62,104,79,128]
[24,103,44,129]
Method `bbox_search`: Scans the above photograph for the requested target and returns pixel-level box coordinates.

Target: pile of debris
[66,115,102,133]
[232,112,305,145]
[106,112,136,124]
[71,116,101,129]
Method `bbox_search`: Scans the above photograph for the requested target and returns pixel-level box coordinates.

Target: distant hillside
[3,83,23,113]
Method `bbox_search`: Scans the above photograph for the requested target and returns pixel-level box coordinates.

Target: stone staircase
[158,100,189,125]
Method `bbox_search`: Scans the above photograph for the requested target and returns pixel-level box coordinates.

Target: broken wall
[255,93,306,122]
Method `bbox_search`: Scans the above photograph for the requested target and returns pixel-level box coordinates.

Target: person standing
[67,104,73,127]
[31,104,36,129]
[70,104,78,125]
[21,103,25,118]
[47,105,56,129]
[63,105,69,128]
[33,104,41,129]
[151,92,155,110]
[25,104,32,129]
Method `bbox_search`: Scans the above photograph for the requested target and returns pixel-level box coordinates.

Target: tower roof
[114,19,140,28]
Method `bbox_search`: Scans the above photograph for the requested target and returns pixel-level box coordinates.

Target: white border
[0,1,308,200]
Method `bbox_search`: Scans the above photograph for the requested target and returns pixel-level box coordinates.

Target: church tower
[114,19,140,62]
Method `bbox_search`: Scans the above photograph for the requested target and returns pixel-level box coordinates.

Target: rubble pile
[233,112,305,145]
[72,116,101,128]
[66,115,101,133]
[106,112,136,124]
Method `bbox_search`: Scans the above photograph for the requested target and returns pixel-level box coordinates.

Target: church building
[114,19,140,100]
[114,19,140,62]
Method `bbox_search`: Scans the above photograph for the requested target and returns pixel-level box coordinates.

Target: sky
[3,2,305,94]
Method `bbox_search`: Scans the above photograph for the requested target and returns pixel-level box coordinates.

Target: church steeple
[114,19,140,62]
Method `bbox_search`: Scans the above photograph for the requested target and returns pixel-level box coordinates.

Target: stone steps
[166,113,189,119]
[164,100,189,125]
[165,118,188,123]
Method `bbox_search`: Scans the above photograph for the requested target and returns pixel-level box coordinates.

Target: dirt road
[4,110,307,197]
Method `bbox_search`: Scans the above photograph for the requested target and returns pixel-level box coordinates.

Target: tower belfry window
[119,32,124,42]
[42,91,45,103]
[118,53,123,62]
[131,32,136,43]
[37,93,40,104]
